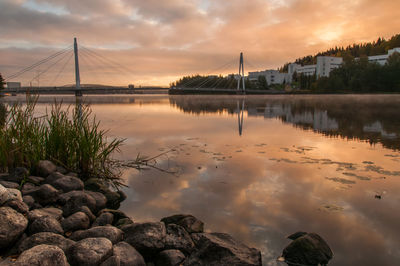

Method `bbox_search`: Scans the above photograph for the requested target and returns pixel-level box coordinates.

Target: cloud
[0,0,399,86]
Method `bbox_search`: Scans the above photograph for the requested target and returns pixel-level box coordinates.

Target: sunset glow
[0,0,399,86]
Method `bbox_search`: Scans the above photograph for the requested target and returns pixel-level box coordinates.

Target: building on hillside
[248,47,400,85]
[287,63,316,83]
[6,82,21,90]
[316,56,343,78]
[367,47,400,65]
[248,70,289,85]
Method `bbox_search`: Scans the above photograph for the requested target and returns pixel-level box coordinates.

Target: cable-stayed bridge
[2,38,264,95]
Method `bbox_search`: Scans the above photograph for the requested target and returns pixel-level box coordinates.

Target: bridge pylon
[74,37,82,97]
[237,52,245,94]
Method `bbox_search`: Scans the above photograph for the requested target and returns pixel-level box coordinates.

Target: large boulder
[0,181,19,189]
[0,184,10,205]
[67,237,113,266]
[92,212,114,227]
[0,207,28,249]
[156,249,185,266]
[18,232,75,253]
[70,226,123,244]
[28,207,63,222]
[104,190,123,209]
[24,184,60,206]
[98,209,129,224]
[165,224,195,254]
[184,233,262,266]
[115,218,134,229]
[28,216,64,235]
[281,232,333,266]
[6,188,23,202]
[79,206,96,222]
[49,175,84,192]
[86,191,107,212]
[161,214,204,233]
[84,178,124,209]
[61,212,90,233]
[113,241,146,266]
[123,222,166,258]
[16,244,69,266]
[4,199,29,214]
[45,172,64,184]
[58,191,97,216]
[37,160,57,177]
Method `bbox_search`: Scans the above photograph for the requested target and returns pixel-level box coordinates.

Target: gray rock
[37,160,57,177]
[18,232,75,253]
[86,191,107,212]
[16,244,69,266]
[115,218,134,228]
[22,195,35,209]
[45,172,64,184]
[113,241,146,266]
[281,232,333,266]
[59,191,97,216]
[24,184,60,206]
[5,167,29,183]
[28,207,63,222]
[104,190,124,209]
[67,237,113,266]
[79,206,96,222]
[124,222,166,258]
[56,166,68,175]
[161,214,204,233]
[61,211,90,232]
[4,199,29,214]
[100,256,120,266]
[0,184,10,205]
[184,233,262,266]
[98,209,128,223]
[165,224,195,254]
[50,175,84,192]
[84,178,108,192]
[0,207,28,249]
[21,183,36,196]
[26,176,45,185]
[0,181,19,189]
[92,212,114,227]
[6,188,22,202]
[156,249,185,266]
[70,226,123,244]
[29,216,64,235]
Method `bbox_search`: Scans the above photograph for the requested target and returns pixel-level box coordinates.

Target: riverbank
[0,160,263,265]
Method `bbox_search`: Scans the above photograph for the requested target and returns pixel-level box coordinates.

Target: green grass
[0,95,125,188]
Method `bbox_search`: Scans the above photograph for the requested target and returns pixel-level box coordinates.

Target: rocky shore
[0,160,262,266]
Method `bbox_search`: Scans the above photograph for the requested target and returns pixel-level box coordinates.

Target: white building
[247,47,400,85]
[367,47,400,65]
[248,70,289,85]
[316,56,343,78]
[6,82,21,90]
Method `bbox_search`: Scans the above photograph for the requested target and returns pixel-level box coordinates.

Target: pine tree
[0,73,5,90]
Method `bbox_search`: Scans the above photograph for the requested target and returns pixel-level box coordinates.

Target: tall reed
[0,96,125,187]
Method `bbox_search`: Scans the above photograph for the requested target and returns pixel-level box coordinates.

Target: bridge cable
[29,49,74,85]
[5,45,73,81]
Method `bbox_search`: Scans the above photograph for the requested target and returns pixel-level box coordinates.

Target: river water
[2,94,400,265]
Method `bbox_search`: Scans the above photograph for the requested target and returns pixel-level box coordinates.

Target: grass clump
[0,95,125,188]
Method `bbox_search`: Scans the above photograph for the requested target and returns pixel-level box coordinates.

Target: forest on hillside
[280,34,400,72]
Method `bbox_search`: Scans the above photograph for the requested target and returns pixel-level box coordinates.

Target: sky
[0,0,399,86]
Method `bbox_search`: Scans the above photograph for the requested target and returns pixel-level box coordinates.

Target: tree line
[171,74,270,90]
[280,34,400,72]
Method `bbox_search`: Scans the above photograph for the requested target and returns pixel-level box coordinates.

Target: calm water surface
[3,94,400,266]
